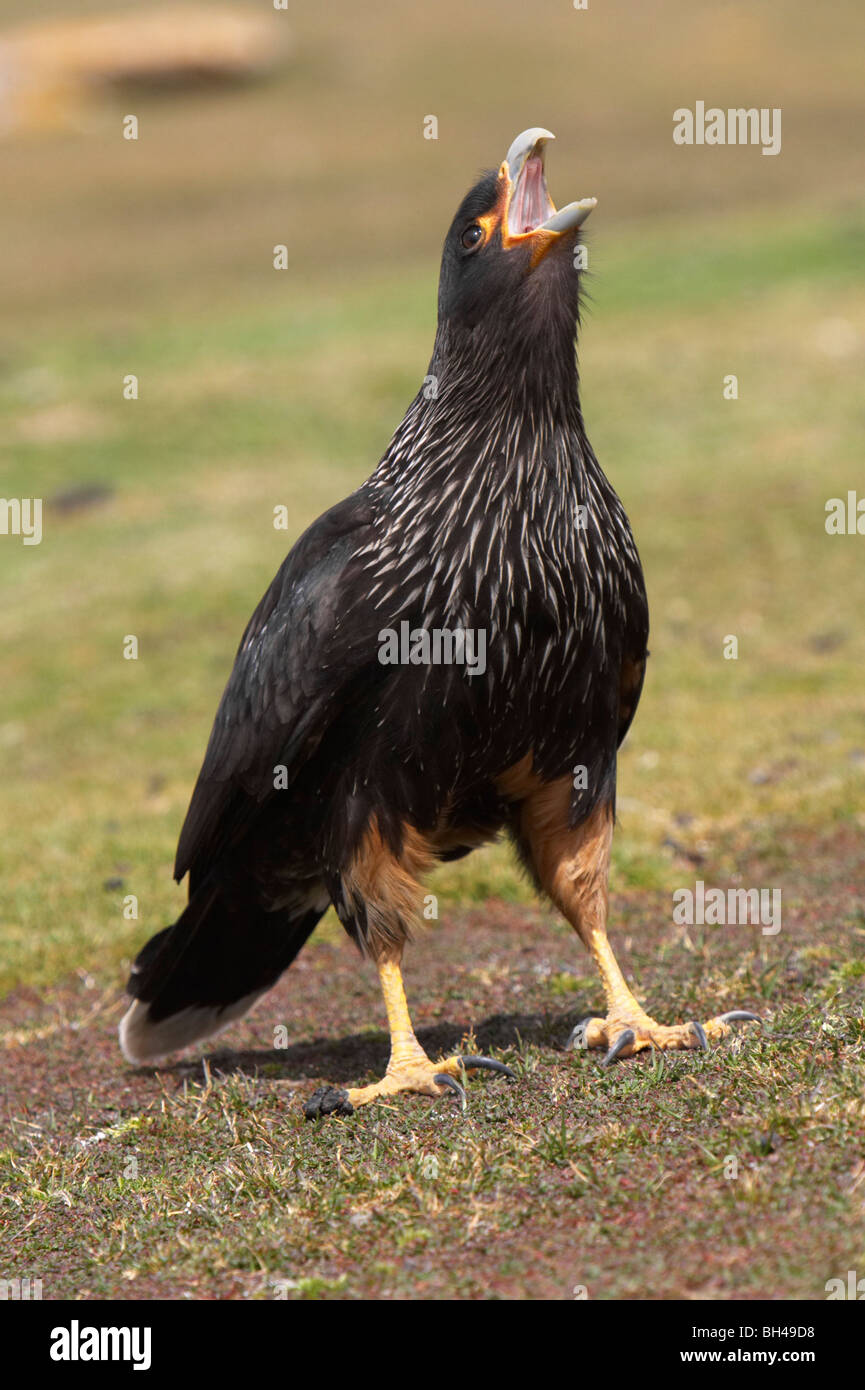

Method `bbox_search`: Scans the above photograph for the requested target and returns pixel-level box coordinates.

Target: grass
[1,0,864,1302]
[2,829,863,1299]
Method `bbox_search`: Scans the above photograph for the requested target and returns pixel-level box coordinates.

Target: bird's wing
[174,488,382,883]
[616,587,649,749]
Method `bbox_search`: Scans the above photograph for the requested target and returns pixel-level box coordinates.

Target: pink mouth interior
[508,155,555,235]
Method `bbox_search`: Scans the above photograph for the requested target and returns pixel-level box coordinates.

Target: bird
[119,127,758,1116]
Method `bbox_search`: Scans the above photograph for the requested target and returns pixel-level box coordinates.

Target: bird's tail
[119,877,326,1065]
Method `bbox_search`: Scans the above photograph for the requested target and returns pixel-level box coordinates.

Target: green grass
[2,855,863,1299]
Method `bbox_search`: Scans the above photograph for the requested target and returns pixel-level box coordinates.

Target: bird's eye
[461,223,484,251]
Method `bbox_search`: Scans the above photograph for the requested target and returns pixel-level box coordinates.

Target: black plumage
[122,130,754,1099]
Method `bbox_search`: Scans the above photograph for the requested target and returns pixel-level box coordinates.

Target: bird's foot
[566,1007,760,1066]
[303,1050,514,1119]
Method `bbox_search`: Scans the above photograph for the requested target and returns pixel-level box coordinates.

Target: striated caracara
[120,128,758,1116]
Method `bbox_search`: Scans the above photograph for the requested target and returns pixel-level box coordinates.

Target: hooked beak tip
[505,127,556,184]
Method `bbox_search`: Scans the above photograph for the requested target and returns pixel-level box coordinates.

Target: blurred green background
[1,0,863,993]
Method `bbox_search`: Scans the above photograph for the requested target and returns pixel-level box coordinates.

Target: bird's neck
[375,327,590,497]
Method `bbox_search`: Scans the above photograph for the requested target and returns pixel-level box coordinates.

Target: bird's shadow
[160,1007,589,1085]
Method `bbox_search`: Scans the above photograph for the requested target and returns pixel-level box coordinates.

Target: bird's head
[435,128,595,373]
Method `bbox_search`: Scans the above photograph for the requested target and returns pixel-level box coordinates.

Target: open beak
[498,127,596,266]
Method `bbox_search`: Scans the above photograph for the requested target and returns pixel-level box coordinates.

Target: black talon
[434,1073,467,1110]
[718,1010,761,1025]
[304,1086,354,1120]
[690,1021,709,1051]
[601,1028,635,1068]
[459,1055,516,1080]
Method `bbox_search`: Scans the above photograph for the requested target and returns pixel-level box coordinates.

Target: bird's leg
[306,823,515,1118]
[520,783,759,1065]
[351,955,462,1105]
[304,953,514,1119]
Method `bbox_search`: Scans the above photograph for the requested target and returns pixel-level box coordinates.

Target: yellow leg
[574,923,717,1058]
[304,955,514,1118]
[516,781,759,1064]
[347,958,456,1105]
